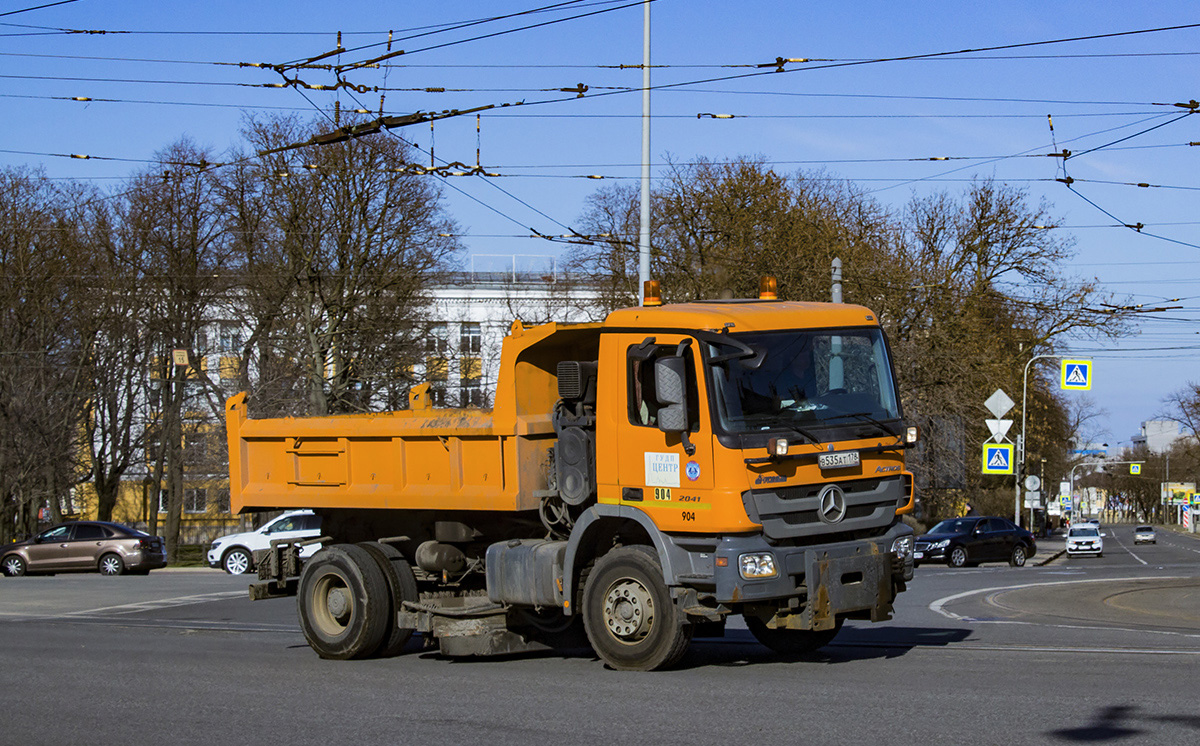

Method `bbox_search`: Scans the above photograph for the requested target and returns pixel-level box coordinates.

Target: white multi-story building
[424,272,603,407]
[1131,420,1187,454]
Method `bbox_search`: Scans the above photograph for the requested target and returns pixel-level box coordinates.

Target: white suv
[1065,525,1104,558]
[207,510,323,574]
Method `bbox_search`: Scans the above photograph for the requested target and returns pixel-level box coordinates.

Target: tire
[582,545,692,671]
[746,615,844,655]
[222,547,253,575]
[948,546,968,568]
[298,544,389,660]
[357,541,419,658]
[2,554,26,577]
[1009,545,1028,567]
[98,553,125,576]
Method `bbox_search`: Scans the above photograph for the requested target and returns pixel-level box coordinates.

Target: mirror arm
[681,430,695,456]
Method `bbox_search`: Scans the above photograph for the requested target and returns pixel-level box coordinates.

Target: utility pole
[637,0,651,303]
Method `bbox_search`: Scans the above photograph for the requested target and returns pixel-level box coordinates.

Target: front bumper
[1067,543,1102,555]
[708,522,913,626]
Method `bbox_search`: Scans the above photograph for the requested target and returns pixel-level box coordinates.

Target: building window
[459,355,483,408]
[426,323,449,355]
[215,488,231,513]
[460,322,481,355]
[184,488,207,514]
[218,323,243,353]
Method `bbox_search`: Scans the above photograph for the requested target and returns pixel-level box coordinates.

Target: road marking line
[929,575,1193,621]
[1109,533,1148,565]
[57,590,247,617]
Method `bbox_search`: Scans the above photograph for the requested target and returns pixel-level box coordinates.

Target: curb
[1036,549,1065,566]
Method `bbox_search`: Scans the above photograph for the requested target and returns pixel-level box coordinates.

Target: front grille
[914,541,932,552]
[743,476,903,540]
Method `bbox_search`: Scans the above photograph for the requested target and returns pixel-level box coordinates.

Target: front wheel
[98,553,125,576]
[1009,545,1028,567]
[222,547,253,575]
[582,546,692,671]
[746,616,844,655]
[948,546,968,568]
[2,554,26,577]
[297,544,389,660]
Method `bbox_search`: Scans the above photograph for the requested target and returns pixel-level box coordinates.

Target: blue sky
[3,0,1199,451]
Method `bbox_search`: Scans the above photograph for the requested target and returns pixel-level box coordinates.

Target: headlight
[738,552,778,579]
[891,535,913,561]
[931,539,949,549]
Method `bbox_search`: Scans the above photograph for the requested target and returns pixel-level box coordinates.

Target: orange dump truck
[226,282,917,670]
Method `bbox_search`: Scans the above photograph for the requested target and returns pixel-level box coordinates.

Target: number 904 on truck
[226,278,917,671]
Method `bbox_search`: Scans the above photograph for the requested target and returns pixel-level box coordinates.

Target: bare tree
[0,167,89,542]
[238,114,463,416]
[121,140,232,560]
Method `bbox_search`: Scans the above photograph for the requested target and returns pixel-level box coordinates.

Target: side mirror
[654,355,696,456]
[654,356,688,433]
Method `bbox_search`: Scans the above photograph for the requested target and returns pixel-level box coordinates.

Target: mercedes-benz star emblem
[818,484,847,524]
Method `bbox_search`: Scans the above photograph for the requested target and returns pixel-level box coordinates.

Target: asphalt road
[2,524,1199,746]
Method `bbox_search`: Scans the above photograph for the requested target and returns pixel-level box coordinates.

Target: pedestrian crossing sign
[1130,463,1141,475]
[982,443,1014,475]
[1060,359,1092,390]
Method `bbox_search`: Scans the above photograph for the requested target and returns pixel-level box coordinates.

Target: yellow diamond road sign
[982,444,1014,475]
[1060,359,1092,390]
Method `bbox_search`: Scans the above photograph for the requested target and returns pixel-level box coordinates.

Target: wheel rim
[310,571,354,638]
[951,548,966,566]
[3,557,21,575]
[1014,548,1026,566]
[100,556,121,575]
[225,551,249,574]
[602,577,655,644]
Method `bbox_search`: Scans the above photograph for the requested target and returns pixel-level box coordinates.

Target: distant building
[1131,420,1187,454]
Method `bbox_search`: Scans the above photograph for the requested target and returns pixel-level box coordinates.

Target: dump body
[227,321,603,515]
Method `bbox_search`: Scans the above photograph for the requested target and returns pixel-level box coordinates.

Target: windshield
[1070,527,1100,537]
[929,519,977,534]
[707,327,900,435]
[1136,526,1153,532]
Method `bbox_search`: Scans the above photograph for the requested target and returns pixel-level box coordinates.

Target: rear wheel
[222,547,253,575]
[357,541,419,658]
[582,546,692,671]
[2,555,26,577]
[1009,545,1028,567]
[948,546,968,568]
[298,544,389,660]
[98,553,125,576]
[746,616,844,655]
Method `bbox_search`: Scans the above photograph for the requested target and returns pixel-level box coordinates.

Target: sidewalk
[1035,532,1066,566]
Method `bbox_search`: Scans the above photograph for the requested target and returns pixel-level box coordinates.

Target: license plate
[818,450,860,469]
[914,552,924,560]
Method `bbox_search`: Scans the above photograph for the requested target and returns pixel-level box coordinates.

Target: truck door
[608,334,715,533]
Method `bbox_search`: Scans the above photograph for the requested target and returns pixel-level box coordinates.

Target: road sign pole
[1018,354,1057,528]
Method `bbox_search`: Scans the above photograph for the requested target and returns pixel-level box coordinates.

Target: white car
[1134,525,1157,544]
[1065,525,1104,557]
[207,510,323,574]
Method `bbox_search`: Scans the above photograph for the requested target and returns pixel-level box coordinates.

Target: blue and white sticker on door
[645,452,681,488]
